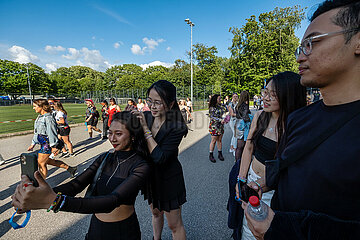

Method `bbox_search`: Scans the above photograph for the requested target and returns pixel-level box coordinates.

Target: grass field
[0,103,125,135]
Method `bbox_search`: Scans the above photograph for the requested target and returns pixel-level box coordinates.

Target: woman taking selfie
[28,99,76,178]
[132,80,188,240]
[13,112,151,240]
[235,72,307,239]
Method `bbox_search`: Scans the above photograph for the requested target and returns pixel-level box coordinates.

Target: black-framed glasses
[295,28,359,59]
[146,98,163,107]
[261,89,277,101]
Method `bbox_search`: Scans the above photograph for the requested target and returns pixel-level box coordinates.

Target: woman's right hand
[11,171,57,213]
[131,110,147,129]
[27,145,34,151]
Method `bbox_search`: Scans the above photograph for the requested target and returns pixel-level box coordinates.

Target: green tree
[229,6,305,96]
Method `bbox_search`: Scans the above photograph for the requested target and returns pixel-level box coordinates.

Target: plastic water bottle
[247,196,268,221]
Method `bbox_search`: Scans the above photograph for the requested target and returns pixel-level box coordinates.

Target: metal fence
[0,85,217,109]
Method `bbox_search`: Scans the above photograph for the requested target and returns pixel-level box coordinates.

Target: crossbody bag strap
[85,151,112,197]
[279,106,360,171]
[266,106,360,188]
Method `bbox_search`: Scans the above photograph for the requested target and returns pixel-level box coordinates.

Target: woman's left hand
[11,171,57,213]
[131,110,147,129]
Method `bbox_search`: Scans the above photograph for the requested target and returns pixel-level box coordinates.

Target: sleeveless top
[108,106,118,127]
[253,136,277,164]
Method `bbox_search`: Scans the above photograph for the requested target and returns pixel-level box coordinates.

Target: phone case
[240,181,259,202]
[20,152,39,187]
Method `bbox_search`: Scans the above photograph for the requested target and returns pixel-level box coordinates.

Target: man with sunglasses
[243,1,360,239]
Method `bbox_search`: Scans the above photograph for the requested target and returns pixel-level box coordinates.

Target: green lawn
[0,103,125,135]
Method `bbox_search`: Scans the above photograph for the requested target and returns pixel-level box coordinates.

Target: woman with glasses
[208,94,228,163]
[132,80,188,240]
[235,72,306,240]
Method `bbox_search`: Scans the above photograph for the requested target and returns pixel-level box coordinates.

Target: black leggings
[102,117,109,137]
[86,212,141,240]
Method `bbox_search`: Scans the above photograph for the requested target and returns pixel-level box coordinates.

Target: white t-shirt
[55,111,68,126]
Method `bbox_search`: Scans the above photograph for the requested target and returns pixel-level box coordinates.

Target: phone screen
[239,181,259,202]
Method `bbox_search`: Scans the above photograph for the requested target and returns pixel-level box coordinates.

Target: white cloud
[62,48,81,60]
[45,62,60,72]
[92,36,96,40]
[59,47,114,71]
[8,45,38,64]
[131,44,145,55]
[131,37,165,55]
[166,46,171,51]
[140,60,174,69]
[113,41,124,49]
[44,45,65,54]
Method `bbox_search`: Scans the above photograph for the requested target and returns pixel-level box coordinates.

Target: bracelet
[47,192,62,212]
[54,195,66,213]
[144,130,152,137]
[237,176,247,183]
[254,180,263,193]
[145,134,153,140]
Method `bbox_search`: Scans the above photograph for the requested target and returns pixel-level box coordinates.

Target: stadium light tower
[185,18,195,103]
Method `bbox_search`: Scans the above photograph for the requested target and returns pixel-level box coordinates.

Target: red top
[108,106,118,127]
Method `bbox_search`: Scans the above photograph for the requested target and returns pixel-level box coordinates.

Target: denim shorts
[37,134,52,154]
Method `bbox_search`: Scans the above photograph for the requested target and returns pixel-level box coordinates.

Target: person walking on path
[132,80,188,240]
[243,1,360,239]
[53,102,74,157]
[234,72,306,240]
[28,99,77,178]
[234,91,252,162]
[12,112,151,240]
[108,98,121,127]
[227,93,239,155]
[208,94,227,163]
[100,100,109,140]
[186,97,193,123]
[85,99,102,139]
[125,99,138,111]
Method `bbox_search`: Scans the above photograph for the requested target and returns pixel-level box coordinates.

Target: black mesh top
[53,150,150,214]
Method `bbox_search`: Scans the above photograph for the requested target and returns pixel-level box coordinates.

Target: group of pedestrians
[9,1,360,239]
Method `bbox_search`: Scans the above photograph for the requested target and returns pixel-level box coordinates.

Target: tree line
[0,6,304,100]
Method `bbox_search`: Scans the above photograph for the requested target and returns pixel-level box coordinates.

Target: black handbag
[266,106,360,189]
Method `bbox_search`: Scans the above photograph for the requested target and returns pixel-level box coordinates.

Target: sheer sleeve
[53,153,105,196]
[59,160,150,214]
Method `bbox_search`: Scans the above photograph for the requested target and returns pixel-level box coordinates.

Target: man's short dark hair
[311,0,360,42]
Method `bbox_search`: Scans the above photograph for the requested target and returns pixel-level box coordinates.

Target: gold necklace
[105,153,136,186]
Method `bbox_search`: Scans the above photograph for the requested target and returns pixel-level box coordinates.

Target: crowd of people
[10,0,360,239]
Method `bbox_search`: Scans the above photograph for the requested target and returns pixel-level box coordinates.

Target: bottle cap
[249,196,260,207]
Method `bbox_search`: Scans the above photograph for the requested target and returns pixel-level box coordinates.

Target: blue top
[32,113,58,147]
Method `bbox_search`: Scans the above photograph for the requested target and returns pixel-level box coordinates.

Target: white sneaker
[0,160,5,166]
[49,153,55,159]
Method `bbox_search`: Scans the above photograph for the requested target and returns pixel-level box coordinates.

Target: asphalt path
[0,110,240,240]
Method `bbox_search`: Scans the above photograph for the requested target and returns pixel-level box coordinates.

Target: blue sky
[0,0,324,73]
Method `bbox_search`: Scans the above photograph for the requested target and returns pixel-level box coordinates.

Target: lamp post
[25,63,33,104]
[185,18,194,103]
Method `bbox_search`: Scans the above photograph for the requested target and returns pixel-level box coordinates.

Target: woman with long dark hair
[13,112,150,240]
[234,91,251,161]
[208,94,227,163]
[125,99,138,111]
[132,80,188,240]
[85,99,102,139]
[100,100,109,140]
[235,71,307,239]
[53,102,74,157]
[108,98,122,127]
[27,99,77,178]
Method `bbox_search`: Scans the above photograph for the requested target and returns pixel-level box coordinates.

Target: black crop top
[253,135,277,165]
[53,150,150,214]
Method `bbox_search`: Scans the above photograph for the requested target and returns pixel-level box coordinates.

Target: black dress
[143,111,188,212]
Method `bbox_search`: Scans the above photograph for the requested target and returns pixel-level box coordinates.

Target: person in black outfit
[242,1,360,239]
[132,80,188,240]
[12,112,151,240]
[100,99,109,140]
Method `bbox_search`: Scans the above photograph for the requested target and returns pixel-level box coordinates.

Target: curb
[0,122,86,139]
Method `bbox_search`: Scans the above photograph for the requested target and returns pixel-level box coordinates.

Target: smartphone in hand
[20,153,39,187]
[239,180,259,202]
